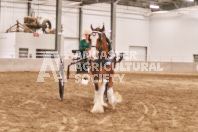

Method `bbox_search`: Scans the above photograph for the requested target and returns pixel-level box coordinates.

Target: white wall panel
[129,46,147,61]
[150,10,198,62]
[116,15,150,54]
[62,8,79,58]
[83,4,150,57]
[0,33,60,58]
[82,4,111,39]
[0,33,16,58]
[62,8,79,38]
[15,32,56,58]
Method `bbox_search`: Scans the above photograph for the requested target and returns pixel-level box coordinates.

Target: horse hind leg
[107,88,122,106]
[107,78,122,108]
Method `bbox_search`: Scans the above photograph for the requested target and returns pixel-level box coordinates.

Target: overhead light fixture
[150,5,160,9]
[188,0,194,2]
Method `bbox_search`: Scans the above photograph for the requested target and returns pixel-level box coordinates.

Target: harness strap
[92,31,102,34]
[91,45,101,51]
[92,59,114,66]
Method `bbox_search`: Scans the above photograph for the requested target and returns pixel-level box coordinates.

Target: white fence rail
[0,51,195,63]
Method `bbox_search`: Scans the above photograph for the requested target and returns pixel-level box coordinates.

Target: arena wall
[0,58,198,74]
[0,33,64,58]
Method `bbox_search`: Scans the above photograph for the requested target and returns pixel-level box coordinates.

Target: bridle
[90,30,103,52]
[87,30,112,65]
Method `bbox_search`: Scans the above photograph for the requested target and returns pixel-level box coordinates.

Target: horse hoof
[91,108,104,114]
[102,103,108,107]
[91,104,104,114]
[112,104,116,109]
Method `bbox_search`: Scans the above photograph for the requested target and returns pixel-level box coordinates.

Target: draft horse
[87,24,122,113]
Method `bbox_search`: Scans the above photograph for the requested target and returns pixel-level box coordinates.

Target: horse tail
[114,92,122,103]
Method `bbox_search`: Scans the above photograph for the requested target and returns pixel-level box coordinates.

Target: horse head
[89,24,109,61]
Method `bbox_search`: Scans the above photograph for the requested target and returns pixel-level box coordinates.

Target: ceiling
[2,0,198,11]
[68,0,198,11]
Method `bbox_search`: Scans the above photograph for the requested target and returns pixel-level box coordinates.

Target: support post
[0,1,1,33]
[110,1,116,50]
[79,6,83,46]
[55,0,62,55]
[0,0,1,32]
[28,0,32,16]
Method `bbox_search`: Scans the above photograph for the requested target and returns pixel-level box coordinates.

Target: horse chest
[90,47,99,60]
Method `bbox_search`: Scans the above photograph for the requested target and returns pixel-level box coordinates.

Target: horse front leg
[93,81,99,104]
[91,81,104,113]
[100,81,108,107]
[93,81,108,106]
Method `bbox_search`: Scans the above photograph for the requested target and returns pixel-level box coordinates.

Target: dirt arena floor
[1,72,198,132]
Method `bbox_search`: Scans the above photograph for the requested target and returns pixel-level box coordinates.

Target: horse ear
[101,24,105,32]
[91,24,94,30]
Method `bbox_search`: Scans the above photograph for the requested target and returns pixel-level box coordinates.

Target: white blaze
[90,47,98,60]
[91,33,98,47]
[90,33,99,60]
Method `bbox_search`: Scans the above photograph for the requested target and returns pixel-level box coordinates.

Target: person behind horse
[79,30,91,59]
